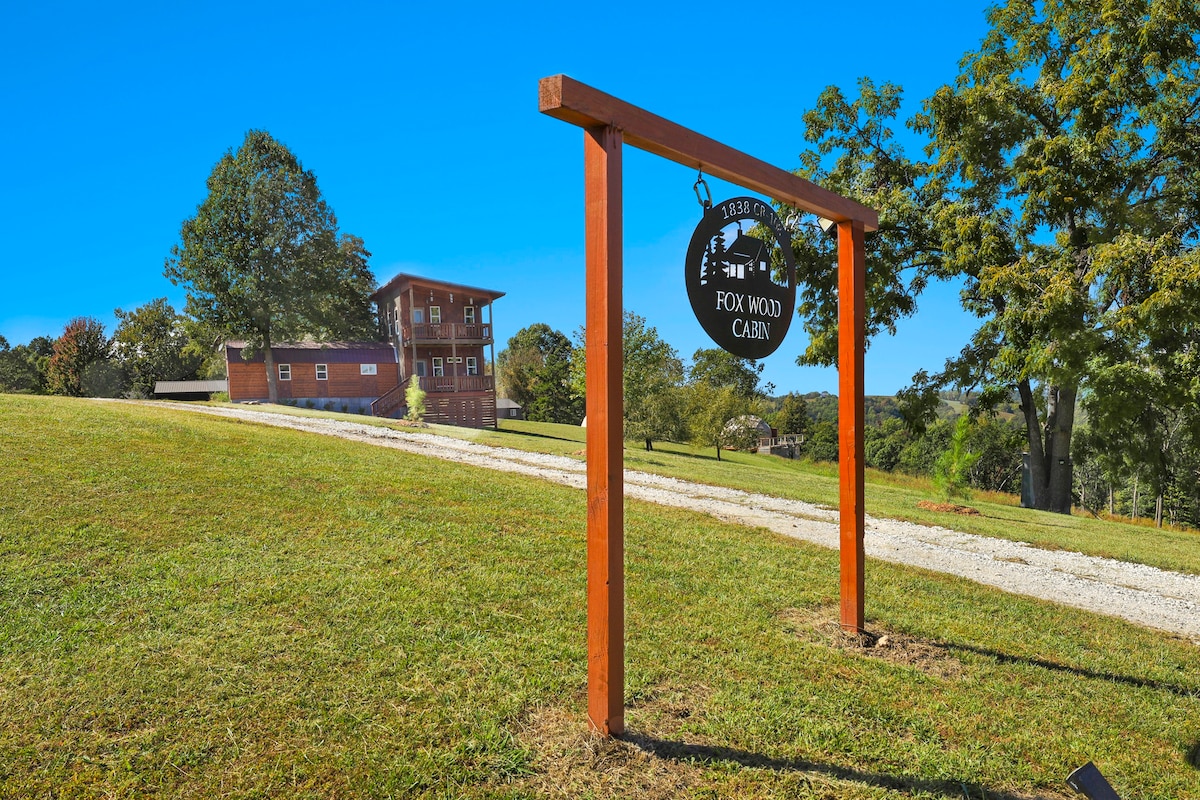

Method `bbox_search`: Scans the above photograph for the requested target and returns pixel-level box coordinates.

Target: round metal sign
[685,196,796,359]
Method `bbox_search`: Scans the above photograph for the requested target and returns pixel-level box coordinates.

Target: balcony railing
[418,374,494,393]
[404,323,492,342]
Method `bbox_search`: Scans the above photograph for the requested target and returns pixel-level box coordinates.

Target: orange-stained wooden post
[837,219,867,632]
[539,74,878,731]
[584,124,625,736]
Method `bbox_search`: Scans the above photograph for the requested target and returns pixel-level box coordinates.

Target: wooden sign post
[540,75,878,736]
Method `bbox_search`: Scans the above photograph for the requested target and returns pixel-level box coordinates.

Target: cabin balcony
[403,323,493,344]
[417,374,494,393]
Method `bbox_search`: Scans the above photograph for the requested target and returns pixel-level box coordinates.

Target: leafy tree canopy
[773,392,810,437]
[688,348,773,399]
[0,335,52,394]
[164,130,377,402]
[497,323,582,424]
[112,298,203,398]
[571,311,685,449]
[784,0,1200,513]
[46,317,113,397]
[686,383,760,460]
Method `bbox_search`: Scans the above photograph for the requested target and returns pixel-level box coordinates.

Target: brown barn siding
[228,362,269,401]
[227,360,398,402]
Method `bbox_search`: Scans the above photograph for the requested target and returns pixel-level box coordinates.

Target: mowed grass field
[246,403,1200,576]
[1,394,1198,798]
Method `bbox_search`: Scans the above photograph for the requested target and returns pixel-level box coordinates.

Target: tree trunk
[1132,475,1139,520]
[1045,384,1077,514]
[1155,493,1163,528]
[1017,379,1050,510]
[1108,483,1114,516]
[263,345,278,404]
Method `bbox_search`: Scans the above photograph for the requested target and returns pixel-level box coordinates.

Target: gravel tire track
[152,402,1200,642]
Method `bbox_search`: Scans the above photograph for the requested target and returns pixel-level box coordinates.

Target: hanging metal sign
[685,195,797,359]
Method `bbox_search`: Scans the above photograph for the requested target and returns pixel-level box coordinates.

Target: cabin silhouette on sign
[701,229,773,284]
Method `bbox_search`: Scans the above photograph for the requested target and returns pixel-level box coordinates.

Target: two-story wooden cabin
[369,273,505,427]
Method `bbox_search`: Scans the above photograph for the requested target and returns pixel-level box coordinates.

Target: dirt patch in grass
[511,689,709,799]
[778,605,968,680]
[917,500,982,516]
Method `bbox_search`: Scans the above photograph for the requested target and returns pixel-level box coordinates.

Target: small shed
[496,398,525,420]
[153,379,229,400]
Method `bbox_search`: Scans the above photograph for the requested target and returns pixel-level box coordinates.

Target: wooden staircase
[370,379,409,418]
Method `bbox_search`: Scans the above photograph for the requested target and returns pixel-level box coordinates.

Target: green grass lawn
[2,395,1198,798]
[202,405,1200,577]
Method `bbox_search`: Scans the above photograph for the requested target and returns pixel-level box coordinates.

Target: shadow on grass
[979,511,1081,530]
[494,427,583,445]
[1188,741,1200,770]
[619,731,1034,799]
[940,641,1200,699]
[631,445,725,464]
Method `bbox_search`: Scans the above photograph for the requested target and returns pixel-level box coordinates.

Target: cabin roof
[225,341,398,364]
[372,272,505,304]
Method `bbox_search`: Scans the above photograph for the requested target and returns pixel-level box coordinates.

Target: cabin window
[432,357,444,377]
[429,306,442,324]
[464,306,476,324]
[413,308,425,324]
[278,364,291,381]
[415,360,427,377]
[466,357,478,376]
[360,364,378,376]
[316,364,328,380]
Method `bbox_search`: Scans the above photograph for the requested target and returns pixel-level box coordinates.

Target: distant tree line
[0,302,206,399]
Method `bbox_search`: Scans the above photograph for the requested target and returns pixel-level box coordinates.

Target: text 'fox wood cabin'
[224,273,505,428]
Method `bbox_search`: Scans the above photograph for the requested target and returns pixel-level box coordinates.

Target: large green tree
[1080,246,1200,525]
[571,312,686,450]
[0,335,52,394]
[496,323,582,424]
[686,383,757,461]
[112,298,203,398]
[618,313,686,450]
[164,130,377,403]
[786,0,1200,513]
[772,391,810,438]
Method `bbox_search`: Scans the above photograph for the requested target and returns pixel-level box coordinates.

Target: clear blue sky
[0,1,995,396]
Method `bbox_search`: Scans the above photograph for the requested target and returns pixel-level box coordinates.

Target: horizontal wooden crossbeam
[539,74,879,231]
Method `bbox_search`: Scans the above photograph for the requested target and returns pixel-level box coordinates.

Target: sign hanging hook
[693,169,712,212]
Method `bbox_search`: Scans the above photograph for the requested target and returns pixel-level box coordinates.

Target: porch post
[837,219,867,632]
[408,286,417,385]
[489,300,498,428]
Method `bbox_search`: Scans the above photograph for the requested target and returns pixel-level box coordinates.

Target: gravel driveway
[158,403,1200,643]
